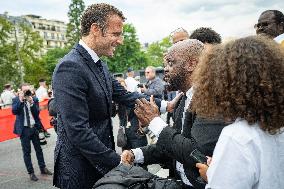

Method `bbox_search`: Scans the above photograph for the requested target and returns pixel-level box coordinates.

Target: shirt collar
[274,33,284,44]
[185,87,193,98]
[79,40,100,63]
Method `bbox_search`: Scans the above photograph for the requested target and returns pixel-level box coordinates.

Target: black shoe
[44,131,51,138]
[41,167,53,175]
[30,173,38,181]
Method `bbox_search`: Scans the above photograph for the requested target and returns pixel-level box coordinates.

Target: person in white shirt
[35,79,48,102]
[192,36,284,189]
[1,84,15,108]
[124,67,140,93]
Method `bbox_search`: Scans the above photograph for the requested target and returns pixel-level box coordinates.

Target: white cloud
[1,0,284,43]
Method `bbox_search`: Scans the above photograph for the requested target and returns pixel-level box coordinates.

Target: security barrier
[0,99,52,142]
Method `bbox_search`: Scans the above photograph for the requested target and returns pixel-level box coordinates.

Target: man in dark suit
[12,83,52,181]
[52,3,181,189]
[122,38,227,189]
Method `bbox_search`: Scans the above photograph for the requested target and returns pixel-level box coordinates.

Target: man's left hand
[134,96,159,127]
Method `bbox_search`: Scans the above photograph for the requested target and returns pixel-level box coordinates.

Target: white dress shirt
[274,33,284,44]
[132,87,194,186]
[206,118,284,189]
[35,86,48,102]
[1,90,15,106]
[23,101,36,127]
[125,77,139,92]
[79,40,100,63]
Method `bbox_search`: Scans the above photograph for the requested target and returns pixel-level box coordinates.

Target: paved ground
[0,115,169,189]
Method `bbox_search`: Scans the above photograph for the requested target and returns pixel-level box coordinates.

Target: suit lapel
[74,44,111,103]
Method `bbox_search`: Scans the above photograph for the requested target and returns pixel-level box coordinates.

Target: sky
[1,0,284,43]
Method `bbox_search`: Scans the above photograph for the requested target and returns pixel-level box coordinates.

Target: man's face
[145,68,155,80]
[255,11,283,38]
[93,14,124,57]
[172,31,189,44]
[164,52,196,91]
[21,85,31,93]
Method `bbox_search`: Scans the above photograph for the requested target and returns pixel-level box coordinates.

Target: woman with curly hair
[193,36,284,189]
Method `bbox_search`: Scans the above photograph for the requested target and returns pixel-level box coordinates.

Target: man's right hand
[121,150,135,165]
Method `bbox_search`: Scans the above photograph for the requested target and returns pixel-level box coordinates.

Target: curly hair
[191,36,284,134]
[80,3,125,36]
[189,27,222,44]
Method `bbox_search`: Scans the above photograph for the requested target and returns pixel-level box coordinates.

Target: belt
[24,124,35,128]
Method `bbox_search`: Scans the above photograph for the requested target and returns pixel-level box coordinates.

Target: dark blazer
[52,44,150,189]
[141,111,228,189]
[12,96,42,136]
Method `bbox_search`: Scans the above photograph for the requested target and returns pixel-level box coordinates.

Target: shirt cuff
[160,100,168,114]
[148,117,168,138]
[132,148,144,164]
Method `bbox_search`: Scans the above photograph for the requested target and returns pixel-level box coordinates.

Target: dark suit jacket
[52,44,152,189]
[141,110,228,189]
[12,97,42,136]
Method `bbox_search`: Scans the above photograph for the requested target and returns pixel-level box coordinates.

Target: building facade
[23,14,67,49]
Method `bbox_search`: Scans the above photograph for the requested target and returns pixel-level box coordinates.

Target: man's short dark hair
[39,79,45,83]
[4,84,11,89]
[80,3,126,36]
[262,10,284,29]
[189,27,222,44]
[20,83,30,89]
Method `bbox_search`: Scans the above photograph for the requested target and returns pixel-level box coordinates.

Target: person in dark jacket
[122,38,227,189]
[12,83,52,181]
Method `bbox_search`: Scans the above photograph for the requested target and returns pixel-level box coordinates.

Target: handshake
[120,150,135,165]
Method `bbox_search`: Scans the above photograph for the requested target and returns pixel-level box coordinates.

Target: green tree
[103,23,149,73]
[66,0,85,47]
[17,23,47,86]
[0,17,19,89]
[41,47,70,80]
[0,16,46,89]
[145,36,171,67]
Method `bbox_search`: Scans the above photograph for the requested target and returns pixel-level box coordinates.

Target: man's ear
[90,23,102,37]
[279,22,284,33]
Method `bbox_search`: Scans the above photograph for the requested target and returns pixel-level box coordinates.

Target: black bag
[93,164,181,189]
[48,98,57,116]
[117,126,127,148]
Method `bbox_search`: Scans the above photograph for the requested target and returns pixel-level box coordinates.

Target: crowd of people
[1,2,283,189]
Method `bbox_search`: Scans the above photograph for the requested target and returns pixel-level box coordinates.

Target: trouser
[20,127,46,174]
[166,112,173,124]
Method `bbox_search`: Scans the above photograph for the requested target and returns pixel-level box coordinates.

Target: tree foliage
[146,37,171,67]
[66,0,85,47]
[103,23,149,73]
[0,17,19,89]
[0,16,46,89]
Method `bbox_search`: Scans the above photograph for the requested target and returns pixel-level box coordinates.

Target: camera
[24,90,32,98]
[137,84,144,88]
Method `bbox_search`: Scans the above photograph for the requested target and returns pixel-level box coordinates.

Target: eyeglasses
[254,21,275,29]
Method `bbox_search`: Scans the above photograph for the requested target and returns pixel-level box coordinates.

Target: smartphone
[190,149,207,164]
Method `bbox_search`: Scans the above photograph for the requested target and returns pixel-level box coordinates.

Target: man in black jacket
[122,37,227,189]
